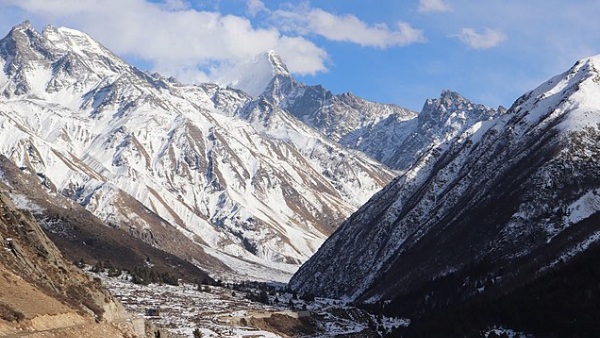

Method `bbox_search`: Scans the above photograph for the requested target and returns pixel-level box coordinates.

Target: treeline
[83,259,180,286]
[196,279,317,307]
[130,265,179,286]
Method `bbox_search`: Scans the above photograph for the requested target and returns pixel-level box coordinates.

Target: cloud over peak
[3,0,429,85]
[3,0,328,82]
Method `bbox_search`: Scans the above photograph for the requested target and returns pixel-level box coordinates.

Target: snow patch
[565,190,600,225]
[8,193,45,215]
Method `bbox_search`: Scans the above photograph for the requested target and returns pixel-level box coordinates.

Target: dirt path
[0,317,132,338]
[0,322,90,338]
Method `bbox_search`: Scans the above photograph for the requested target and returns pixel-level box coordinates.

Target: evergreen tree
[258,289,269,304]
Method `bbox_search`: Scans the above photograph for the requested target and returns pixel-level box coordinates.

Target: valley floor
[93,271,408,337]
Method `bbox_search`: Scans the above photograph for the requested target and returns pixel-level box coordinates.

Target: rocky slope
[0,183,138,337]
[290,55,600,333]
[0,21,396,280]
[342,90,503,170]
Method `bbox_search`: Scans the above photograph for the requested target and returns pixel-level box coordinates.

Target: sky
[1,0,600,111]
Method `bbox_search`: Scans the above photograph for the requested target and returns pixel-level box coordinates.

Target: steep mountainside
[0,185,136,337]
[290,55,600,333]
[0,21,395,280]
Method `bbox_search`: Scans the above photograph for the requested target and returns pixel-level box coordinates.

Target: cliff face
[0,185,134,337]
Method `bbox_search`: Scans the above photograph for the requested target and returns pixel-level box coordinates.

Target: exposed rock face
[379,90,503,170]
[246,53,502,171]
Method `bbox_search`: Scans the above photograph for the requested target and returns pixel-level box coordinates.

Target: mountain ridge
[0,21,504,283]
[234,50,504,172]
[289,54,600,318]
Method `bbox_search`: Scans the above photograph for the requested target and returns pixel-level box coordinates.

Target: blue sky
[1,0,600,111]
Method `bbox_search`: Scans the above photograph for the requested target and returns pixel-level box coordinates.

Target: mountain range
[0,21,500,282]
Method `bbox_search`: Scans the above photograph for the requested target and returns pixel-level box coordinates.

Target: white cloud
[455,28,507,49]
[161,0,190,11]
[273,5,426,48]
[2,0,327,83]
[418,0,451,13]
[246,0,267,16]
[1,0,427,87]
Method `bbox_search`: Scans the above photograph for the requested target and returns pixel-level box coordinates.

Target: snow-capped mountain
[228,52,503,171]
[290,53,600,314]
[342,90,504,170]
[0,21,395,281]
[220,50,290,97]
[226,51,417,144]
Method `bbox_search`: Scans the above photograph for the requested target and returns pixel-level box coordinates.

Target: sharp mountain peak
[220,49,292,97]
[264,50,290,77]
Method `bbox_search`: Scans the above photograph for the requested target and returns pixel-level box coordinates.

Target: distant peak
[435,90,473,105]
[265,50,290,77]
[12,20,34,31]
[420,90,498,123]
[422,90,468,110]
[440,89,463,98]
[220,50,292,97]
[6,20,37,37]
